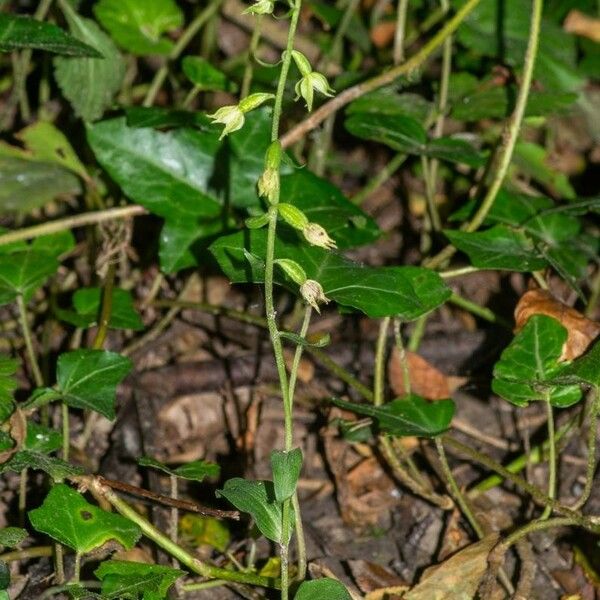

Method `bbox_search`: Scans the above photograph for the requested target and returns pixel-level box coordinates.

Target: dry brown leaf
[404,534,499,600]
[348,559,408,599]
[0,409,26,465]
[514,290,600,360]
[388,348,467,399]
[564,10,600,42]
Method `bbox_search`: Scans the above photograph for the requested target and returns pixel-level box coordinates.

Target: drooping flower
[208,105,245,140]
[300,280,330,313]
[302,222,337,250]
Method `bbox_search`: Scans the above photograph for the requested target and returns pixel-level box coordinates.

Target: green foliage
[210,229,451,319]
[492,315,582,408]
[294,578,352,600]
[139,457,220,481]
[331,395,455,437]
[54,4,125,122]
[56,287,144,331]
[29,484,141,553]
[0,527,27,548]
[557,340,600,388]
[271,448,303,503]
[95,560,184,600]
[94,0,183,56]
[182,56,235,92]
[179,514,230,552]
[0,13,101,56]
[216,479,290,544]
[0,356,17,422]
[1,451,83,480]
[25,423,62,454]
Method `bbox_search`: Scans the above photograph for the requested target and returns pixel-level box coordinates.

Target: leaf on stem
[294,578,352,600]
[139,456,220,482]
[271,448,303,503]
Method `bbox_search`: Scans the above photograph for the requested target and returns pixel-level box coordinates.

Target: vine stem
[374,317,391,407]
[393,0,410,65]
[281,0,482,148]
[85,477,279,588]
[0,206,146,247]
[425,0,544,269]
[143,0,223,106]
[540,392,556,520]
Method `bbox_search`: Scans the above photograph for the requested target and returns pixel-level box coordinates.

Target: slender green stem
[291,491,306,580]
[540,392,556,520]
[241,16,263,99]
[351,154,407,205]
[421,156,442,231]
[143,0,223,106]
[0,546,53,562]
[72,553,81,584]
[448,292,512,329]
[500,517,578,551]
[16,294,43,387]
[92,263,116,350]
[407,314,427,352]
[62,402,70,462]
[425,0,544,269]
[435,437,485,538]
[439,265,480,278]
[393,318,410,395]
[570,387,600,510]
[88,478,279,588]
[0,206,145,247]
[393,0,410,64]
[374,317,391,407]
[54,543,65,584]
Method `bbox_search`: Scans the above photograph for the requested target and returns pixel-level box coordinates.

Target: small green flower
[294,72,334,112]
[208,105,245,140]
[243,0,274,14]
[257,167,280,204]
[302,222,337,250]
[300,279,330,313]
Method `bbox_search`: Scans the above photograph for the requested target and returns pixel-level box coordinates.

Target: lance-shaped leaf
[29,484,140,553]
[94,0,183,56]
[0,14,101,56]
[331,395,455,437]
[95,560,184,599]
[216,479,289,544]
[139,457,220,482]
[210,229,450,319]
[54,4,125,122]
[492,315,582,408]
[271,448,303,503]
[294,579,352,600]
[55,350,133,419]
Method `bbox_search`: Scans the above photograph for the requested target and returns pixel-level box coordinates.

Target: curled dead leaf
[0,408,26,465]
[564,10,600,43]
[388,348,467,400]
[514,290,600,361]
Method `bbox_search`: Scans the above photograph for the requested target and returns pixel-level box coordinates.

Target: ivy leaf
[95,560,184,600]
[24,423,62,454]
[55,350,133,419]
[492,315,582,408]
[0,356,17,422]
[139,457,220,482]
[210,229,450,319]
[347,87,432,123]
[271,448,302,503]
[216,479,289,543]
[54,4,125,122]
[0,527,27,548]
[56,287,144,331]
[0,251,58,305]
[29,484,141,553]
[331,395,455,437]
[0,14,101,56]
[94,0,183,56]
[444,225,547,272]
[550,338,600,388]
[182,56,235,92]
[1,451,83,480]
[294,579,352,600]
[125,106,211,130]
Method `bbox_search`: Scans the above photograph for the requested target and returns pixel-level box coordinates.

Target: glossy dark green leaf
[95,560,184,599]
[347,88,432,123]
[125,106,211,130]
[0,356,17,422]
[444,225,547,272]
[182,56,235,92]
[0,14,101,56]
[29,484,141,553]
[553,339,600,388]
[56,287,144,331]
[55,350,133,419]
[492,315,582,407]
[210,229,451,319]
[216,479,288,543]
[331,395,455,437]
[24,423,62,454]
[1,451,83,480]
[0,156,81,212]
[139,457,220,482]
[0,527,27,548]
[54,5,125,122]
[87,118,221,219]
[294,578,352,600]
[271,448,302,503]
[94,0,183,55]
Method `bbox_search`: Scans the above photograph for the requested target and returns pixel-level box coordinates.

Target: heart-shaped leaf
[210,229,450,319]
[332,395,455,437]
[55,350,133,419]
[29,484,140,553]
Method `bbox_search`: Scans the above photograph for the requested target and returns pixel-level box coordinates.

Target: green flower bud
[294,72,334,112]
[291,50,312,77]
[300,279,329,313]
[278,203,309,230]
[243,0,274,15]
[239,92,275,113]
[245,213,270,229]
[257,167,280,204]
[208,105,245,140]
[302,222,337,249]
[275,259,307,286]
[264,140,282,171]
